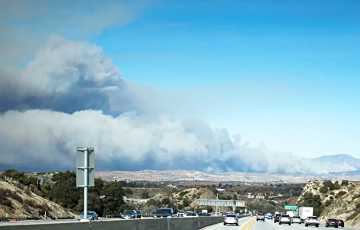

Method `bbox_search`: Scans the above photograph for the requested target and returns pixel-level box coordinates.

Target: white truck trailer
[299,207,313,222]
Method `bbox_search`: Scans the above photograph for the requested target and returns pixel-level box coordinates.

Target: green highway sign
[284,206,297,210]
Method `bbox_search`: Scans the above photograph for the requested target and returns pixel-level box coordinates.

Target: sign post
[76,147,95,221]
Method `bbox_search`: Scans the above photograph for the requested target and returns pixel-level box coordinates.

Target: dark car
[78,211,98,220]
[274,214,281,223]
[325,218,339,228]
[122,210,138,219]
[336,219,344,227]
[199,213,211,216]
[136,210,143,218]
[153,208,175,218]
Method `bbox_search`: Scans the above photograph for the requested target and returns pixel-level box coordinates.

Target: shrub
[0,198,11,206]
[162,198,170,205]
[25,188,31,196]
[24,199,37,208]
[8,191,23,203]
[342,180,349,186]
[0,173,5,180]
[334,182,341,190]
[356,203,360,210]
[324,181,335,190]
[180,191,188,196]
[336,191,347,198]
[141,191,150,199]
[330,196,334,200]
[325,200,332,206]
[320,186,328,193]
[183,198,190,207]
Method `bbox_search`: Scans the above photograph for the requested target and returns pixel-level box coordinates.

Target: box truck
[299,207,313,222]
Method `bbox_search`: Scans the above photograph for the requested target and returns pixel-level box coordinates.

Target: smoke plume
[0,35,354,174]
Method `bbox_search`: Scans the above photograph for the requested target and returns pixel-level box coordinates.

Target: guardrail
[0,215,250,230]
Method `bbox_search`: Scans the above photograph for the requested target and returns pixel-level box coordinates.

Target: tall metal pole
[84,148,88,220]
[216,193,218,214]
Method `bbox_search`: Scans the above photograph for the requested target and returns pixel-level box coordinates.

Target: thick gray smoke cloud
[0,35,354,174]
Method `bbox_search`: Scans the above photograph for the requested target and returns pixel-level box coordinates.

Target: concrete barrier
[0,216,247,230]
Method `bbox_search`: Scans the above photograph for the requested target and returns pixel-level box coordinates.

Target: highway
[203,217,360,230]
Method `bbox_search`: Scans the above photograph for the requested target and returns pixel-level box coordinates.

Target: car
[185,212,198,217]
[292,215,301,224]
[257,213,265,221]
[268,215,273,219]
[198,213,211,216]
[224,214,238,226]
[279,214,291,225]
[336,219,344,227]
[305,216,320,227]
[274,214,281,223]
[325,218,339,228]
[153,208,176,218]
[122,210,138,219]
[177,210,186,217]
[78,211,98,220]
[136,210,143,218]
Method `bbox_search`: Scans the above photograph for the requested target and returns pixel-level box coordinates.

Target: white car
[304,216,319,227]
[279,214,291,225]
[177,210,186,217]
[292,216,301,224]
[224,214,239,226]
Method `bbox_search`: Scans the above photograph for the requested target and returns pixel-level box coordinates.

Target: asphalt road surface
[203,217,360,230]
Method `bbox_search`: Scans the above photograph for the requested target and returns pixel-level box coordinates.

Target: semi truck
[299,207,313,222]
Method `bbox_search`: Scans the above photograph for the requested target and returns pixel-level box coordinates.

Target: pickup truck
[257,213,265,221]
[304,216,320,227]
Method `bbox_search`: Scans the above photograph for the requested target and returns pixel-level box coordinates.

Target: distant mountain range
[314,154,360,169]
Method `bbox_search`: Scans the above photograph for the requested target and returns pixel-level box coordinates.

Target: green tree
[233,194,238,200]
[162,198,170,205]
[325,200,332,206]
[48,171,82,209]
[142,191,150,199]
[102,181,126,215]
[334,182,341,190]
[183,198,190,207]
[147,199,159,206]
[319,186,328,193]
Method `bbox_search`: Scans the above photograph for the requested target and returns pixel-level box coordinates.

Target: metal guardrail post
[167,217,171,230]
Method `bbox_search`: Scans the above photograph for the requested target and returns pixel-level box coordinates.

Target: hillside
[0,180,76,219]
[315,154,360,169]
[297,180,360,227]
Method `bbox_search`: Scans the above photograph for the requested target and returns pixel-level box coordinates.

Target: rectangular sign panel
[294,212,299,215]
[198,199,246,207]
[76,147,95,187]
[284,206,297,210]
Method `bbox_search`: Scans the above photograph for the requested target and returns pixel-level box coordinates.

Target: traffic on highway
[204,216,359,230]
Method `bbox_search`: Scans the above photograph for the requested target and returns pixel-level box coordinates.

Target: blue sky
[2,0,360,159]
[89,0,360,158]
